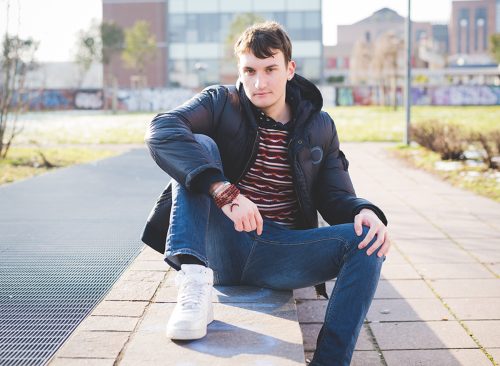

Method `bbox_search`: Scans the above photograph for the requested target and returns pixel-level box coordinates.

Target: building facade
[449,0,497,65]
[102,0,323,89]
[325,8,448,84]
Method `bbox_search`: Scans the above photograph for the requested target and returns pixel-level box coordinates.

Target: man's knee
[349,224,386,263]
[193,134,222,163]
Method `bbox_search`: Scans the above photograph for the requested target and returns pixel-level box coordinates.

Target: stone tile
[106,280,159,301]
[463,320,500,348]
[136,246,164,260]
[432,279,500,298]
[295,299,327,323]
[455,237,500,252]
[92,301,148,317]
[380,264,421,280]
[370,321,477,350]
[485,348,500,362]
[305,351,315,364]
[413,263,494,279]
[367,298,451,322]
[156,284,294,304]
[213,286,293,304]
[299,323,322,352]
[351,351,383,366]
[49,358,115,366]
[382,247,408,264]
[118,270,166,282]
[445,298,500,320]
[435,219,499,239]
[395,239,475,264]
[127,260,168,271]
[374,280,436,299]
[56,331,130,358]
[467,249,500,263]
[486,262,500,276]
[137,302,299,334]
[78,315,139,332]
[388,214,447,240]
[299,323,374,352]
[293,281,336,300]
[382,349,492,366]
[119,302,305,365]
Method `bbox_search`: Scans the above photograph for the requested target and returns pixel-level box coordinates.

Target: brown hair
[234,21,292,64]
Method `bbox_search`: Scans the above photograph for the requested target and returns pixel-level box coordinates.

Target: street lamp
[404,0,412,145]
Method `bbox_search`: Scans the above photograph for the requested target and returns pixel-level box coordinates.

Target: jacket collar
[235,73,323,132]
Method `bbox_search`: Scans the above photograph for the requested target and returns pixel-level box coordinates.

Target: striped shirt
[237,109,300,228]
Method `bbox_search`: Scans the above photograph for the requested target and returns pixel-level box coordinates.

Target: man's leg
[165,134,254,339]
[240,220,386,366]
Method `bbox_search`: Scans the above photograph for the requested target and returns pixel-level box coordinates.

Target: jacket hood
[235,73,323,129]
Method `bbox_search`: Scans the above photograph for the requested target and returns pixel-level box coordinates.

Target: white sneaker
[166,264,214,340]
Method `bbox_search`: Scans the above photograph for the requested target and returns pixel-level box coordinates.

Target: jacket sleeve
[144,86,228,193]
[315,113,388,226]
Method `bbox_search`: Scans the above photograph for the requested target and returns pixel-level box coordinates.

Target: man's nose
[254,75,267,89]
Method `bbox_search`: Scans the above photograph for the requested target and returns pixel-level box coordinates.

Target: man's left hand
[354,208,391,257]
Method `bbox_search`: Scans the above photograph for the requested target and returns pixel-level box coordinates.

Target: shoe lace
[178,278,207,309]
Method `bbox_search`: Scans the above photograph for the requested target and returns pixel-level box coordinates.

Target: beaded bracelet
[214,184,240,209]
[210,181,230,198]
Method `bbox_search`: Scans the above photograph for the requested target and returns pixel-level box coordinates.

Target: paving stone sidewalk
[44,142,499,366]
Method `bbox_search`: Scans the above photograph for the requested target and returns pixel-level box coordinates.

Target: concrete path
[295,143,499,365]
[4,141,499,366]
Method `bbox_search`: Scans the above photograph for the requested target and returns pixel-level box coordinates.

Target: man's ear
[288,60,296,80]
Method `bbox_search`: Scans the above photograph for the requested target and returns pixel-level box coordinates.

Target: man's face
[238,49,295,114]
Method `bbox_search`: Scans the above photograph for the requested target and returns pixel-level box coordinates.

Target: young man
[142,21,390,366]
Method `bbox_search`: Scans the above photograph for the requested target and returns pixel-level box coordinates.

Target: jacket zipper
[235,130,260,184]
[288,137,309,227]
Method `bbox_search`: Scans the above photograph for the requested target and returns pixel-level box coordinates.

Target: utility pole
[404,0,412,145]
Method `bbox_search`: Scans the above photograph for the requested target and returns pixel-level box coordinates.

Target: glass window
[304,12,320,28]
[198,14,220,42]
[287,12,304,29]
[186,14,198,42]
[169,14,186,42]
[169,0,185,14]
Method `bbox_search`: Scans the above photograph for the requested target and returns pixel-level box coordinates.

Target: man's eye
[245,70,254,74]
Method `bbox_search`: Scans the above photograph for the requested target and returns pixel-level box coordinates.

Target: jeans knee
[193,134,222,166]
[349,224,386,264]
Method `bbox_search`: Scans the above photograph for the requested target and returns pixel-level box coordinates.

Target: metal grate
[0,240,142,366]
[0,148,167,366]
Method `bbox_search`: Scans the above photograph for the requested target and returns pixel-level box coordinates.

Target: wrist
[359,208,375,215]
[210,181,229,198]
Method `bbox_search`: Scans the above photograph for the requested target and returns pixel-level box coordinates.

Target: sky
[0,0,452,62]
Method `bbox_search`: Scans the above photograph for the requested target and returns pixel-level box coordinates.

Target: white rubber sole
[166,303,214,340]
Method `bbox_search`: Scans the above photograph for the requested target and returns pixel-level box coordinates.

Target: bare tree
[75,20,124,110]
[349,38,373,85]
[0,24,39,159]
[371,31,404,109]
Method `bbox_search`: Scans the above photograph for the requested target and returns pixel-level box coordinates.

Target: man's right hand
[220,193,263,235]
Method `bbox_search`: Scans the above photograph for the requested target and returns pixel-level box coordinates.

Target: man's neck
[262,102,292,124]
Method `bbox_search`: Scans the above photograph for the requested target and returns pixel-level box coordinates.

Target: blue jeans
[165,134,386,366]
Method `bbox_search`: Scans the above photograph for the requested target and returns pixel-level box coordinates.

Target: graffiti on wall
[11,89,103,110]
[334,85,500,106]
[112,88,195,112]
[74,90,103,109]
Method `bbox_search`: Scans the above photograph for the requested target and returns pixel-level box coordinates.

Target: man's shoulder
[202,84,240,108]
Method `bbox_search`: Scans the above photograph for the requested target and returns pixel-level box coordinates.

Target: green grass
[12,111,154,145]
[0,146,124,185]
[389,144,500,202]
[326,106,500,142]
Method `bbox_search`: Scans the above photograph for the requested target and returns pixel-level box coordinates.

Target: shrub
[471,130,500,169]
[411,120,469,160]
